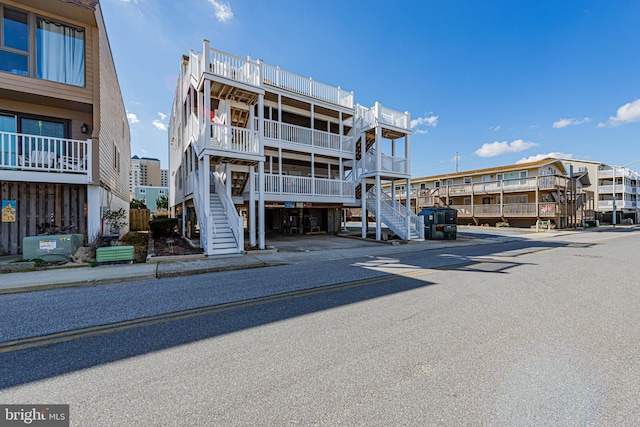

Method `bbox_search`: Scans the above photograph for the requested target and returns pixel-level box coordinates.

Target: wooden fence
[0,181,87,255]
[129,209,150,231]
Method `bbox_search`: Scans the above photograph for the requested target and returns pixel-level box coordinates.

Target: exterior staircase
[208,192,241,255]
[366,187,424,240]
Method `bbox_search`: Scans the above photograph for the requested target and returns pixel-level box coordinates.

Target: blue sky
[101,0,640,177]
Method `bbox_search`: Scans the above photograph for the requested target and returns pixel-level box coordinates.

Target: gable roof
[411,158,567,183]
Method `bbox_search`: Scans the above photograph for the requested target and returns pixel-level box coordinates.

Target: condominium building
[169,40,422,255]
[0,0,130,254]
[391,158,594,228]
[562,159,639,224]
[129,155,161,193]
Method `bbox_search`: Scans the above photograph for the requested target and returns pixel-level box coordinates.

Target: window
[0,7,28,76]
[463,177,472,184]
[0,7,85,86]
[420,183,426,189]
[446,179,453,186]
[113,142,120,172]
[435,181,440,188]
[139,188,146,194]
[37,18,85,86]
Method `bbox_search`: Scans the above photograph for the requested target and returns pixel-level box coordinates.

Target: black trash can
[418,207,458,240]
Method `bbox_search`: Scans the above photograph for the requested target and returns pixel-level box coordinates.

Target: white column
[406,177,411,236]
[258,161,265,249]
[375,174,381,241]
[249,166,256,247]
[361,181,367,239]
[87,185,101,244]
[203,79,211,147]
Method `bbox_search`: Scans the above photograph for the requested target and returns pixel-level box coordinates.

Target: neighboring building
[0,0,130,255]
[562,159,639,224]
[133,185,168,213]
[169,40,422,255]
[129,155,161,193]
[391,158,594,229]
[160,168,168,188]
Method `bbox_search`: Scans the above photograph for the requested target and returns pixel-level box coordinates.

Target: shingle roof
[61,0,99,10]
[411,158,567,183]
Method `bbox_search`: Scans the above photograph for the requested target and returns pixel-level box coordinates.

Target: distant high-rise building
[161,169,168,188]
[130,156,162,194]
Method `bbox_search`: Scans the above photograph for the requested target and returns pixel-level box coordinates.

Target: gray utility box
[418,207,458,240]
[23,234,84,262]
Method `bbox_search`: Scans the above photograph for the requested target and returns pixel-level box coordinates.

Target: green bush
[150,217,178,237]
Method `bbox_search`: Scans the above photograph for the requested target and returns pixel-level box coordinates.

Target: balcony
[363,152,408,176]
[450,203,563,218]
[358,104,409,130]
[0,131,91,184]
[597,200,636,210]
[260,173,355,202]
[191,43,354,108]
[263,120,353,155]
[443,176,567,196]
[202,123,262,164]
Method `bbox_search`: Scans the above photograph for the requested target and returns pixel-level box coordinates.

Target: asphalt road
[0,229,638,426]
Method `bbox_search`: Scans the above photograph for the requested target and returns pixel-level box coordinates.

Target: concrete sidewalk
[0,228,583,294]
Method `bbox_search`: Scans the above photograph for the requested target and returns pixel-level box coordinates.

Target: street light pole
[612,166,616,228]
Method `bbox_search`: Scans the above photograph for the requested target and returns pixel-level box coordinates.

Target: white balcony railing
[263,119,352,153]
[261,174,354,198]
[262,64,353,108]
[0,131,91,178]
[208,123,260,155]
[357,103,409,130]
[450,203,562,217]
[363,152,408,175]
[597,200,636,210]
[193,42,354,108]
[208,48,260,86]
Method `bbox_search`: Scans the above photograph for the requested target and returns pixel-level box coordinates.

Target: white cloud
[411,114,438,128]
[127,113,139,124]
[410,113,438,135]
[207,0,234,23]
[474,139,539,158]
[489,125,501,131]
[118,0,137,3]
[599,99,640,127]
[516,152,573,164]
[552,117,590,129]
[152,112,168,131]
[152,120,168,131]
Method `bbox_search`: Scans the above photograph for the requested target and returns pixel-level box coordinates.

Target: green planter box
[96,246,135,265]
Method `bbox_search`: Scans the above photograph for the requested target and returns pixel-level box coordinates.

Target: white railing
[597,184,634,195]
[445,175,566,196]
[192,170,212,254]
[209,123,260,155]
[0,131,91,178]
[449,203,562,218]
[262,64,353,108]
[213,172,243,252]
[263,119,352,153]
[597,200,636,210]
[363,152,408,175]
[261,173,354,198]
[379,105,408,129]
[357,104,409,130]
[366,187,424,240]
[207,48,260,86]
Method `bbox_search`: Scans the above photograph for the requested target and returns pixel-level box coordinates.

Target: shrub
[150,217,178,237]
